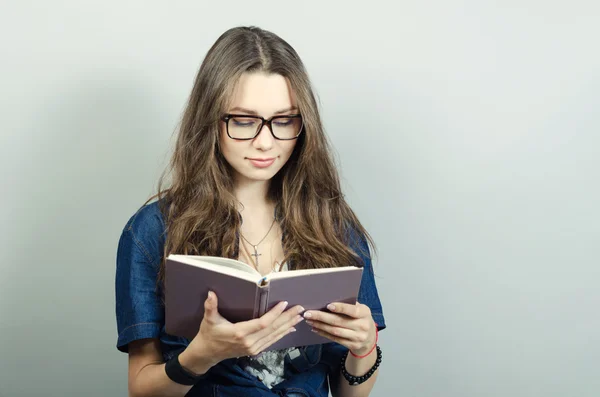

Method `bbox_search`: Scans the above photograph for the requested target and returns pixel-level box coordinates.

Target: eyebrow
[228,106,298,115]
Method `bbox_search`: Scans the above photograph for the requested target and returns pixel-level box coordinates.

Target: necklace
[240,217,276,268]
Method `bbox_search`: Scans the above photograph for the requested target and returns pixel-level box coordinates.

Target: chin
[235,168,280,183]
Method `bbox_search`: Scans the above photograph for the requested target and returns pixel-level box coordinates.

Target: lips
[247,157,276,168]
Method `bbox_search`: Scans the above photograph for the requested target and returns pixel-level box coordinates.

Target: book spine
[257,286,270,317]
[252,286,261,319]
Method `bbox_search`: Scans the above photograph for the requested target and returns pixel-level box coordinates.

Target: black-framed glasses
[221,114,303,140]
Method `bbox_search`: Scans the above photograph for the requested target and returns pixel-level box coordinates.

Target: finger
[203,291,224,323]
[310,327,354,349]
[303,310,356,329]
[235,300,289,335]
[267,305,305,334]
[305,319,360,341]
[325,302,369,319]
[248,306,304,344]
[260,301,295,325]
[253,318,298,353]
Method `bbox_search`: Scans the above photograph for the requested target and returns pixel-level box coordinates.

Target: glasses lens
[271,116,303,139]
[228,116,262,139]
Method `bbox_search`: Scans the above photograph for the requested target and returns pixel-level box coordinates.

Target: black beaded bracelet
[340,345,382,386]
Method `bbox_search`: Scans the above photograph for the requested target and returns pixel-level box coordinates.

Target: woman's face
[220,72,299,185]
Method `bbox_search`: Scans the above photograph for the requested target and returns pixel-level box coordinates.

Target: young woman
[115,26,386,397]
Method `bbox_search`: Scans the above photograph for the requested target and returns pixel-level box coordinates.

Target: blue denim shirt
[115,201,386,397]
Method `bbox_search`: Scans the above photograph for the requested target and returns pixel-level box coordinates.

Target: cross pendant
[251,245,261,265]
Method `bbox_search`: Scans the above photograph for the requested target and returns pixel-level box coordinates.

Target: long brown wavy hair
[147,26,375,290]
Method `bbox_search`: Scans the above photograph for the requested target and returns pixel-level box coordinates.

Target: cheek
[219,133,237,168]
[281,141,298,159]
[219,126,237,157]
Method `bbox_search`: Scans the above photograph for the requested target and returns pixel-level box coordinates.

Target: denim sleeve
[115,203,166,353]
[321,228,386,370]
[351,228,386,330]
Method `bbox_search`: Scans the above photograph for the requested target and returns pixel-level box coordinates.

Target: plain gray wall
[1,1,598,396]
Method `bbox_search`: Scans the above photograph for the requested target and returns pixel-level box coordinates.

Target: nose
[252,123,274,151]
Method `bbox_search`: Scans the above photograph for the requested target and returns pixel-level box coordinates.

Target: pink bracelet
[349,323,378,359]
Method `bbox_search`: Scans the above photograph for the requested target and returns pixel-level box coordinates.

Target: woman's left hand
[303,302,376,356]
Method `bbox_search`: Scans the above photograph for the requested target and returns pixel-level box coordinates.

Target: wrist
[341,345,382,386]
[179,340,218,375]
[350,322,378,358]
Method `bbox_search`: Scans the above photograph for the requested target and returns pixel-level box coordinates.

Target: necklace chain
[240,217,276,268]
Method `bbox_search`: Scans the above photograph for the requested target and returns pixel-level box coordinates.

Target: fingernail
[327,304,336,311]
[306,320,313,326]
[281,301,289,309]
[303,312,312,318]
[311,328,318,333]
[289,327,297,333]
[297,306,305,313]
[295,315,304,324]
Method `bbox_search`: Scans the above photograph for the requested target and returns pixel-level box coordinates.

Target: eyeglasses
[221,114,303,140]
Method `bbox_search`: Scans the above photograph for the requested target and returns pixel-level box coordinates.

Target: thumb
[204,291,222,322]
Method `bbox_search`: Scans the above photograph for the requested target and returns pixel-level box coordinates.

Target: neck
[233,176,272,212]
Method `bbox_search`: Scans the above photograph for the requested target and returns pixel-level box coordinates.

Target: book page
[167,255,261,282]
[267,265,358,280]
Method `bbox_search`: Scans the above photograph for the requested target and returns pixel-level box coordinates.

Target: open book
[165,254,363,351]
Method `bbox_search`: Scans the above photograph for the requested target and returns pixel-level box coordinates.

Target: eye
[273,117,294,127]
[231,117,259,127]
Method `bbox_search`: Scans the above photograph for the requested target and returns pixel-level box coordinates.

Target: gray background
[1,1,599,396]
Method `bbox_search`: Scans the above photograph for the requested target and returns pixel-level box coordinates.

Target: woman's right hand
[182,291,305,371]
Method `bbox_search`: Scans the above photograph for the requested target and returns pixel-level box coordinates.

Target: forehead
[227,72,297,115]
